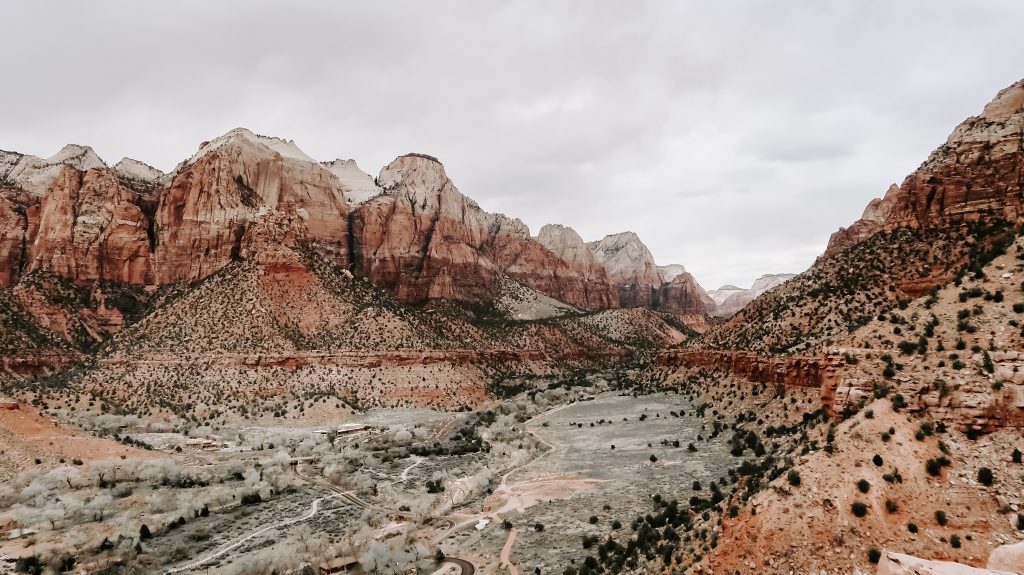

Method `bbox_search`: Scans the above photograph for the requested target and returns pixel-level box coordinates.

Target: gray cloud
[2,0,1022,289]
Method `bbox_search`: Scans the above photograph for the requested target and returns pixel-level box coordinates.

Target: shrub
[1014,448,1022,464]
[787,469,801,487]
[885,499,898,513]
[868,548,882,564]
[852,501,868,517]
[139,524,152,540]
[534,523,544,532]
[950,534,961,548]
[935,510,948,526]
[857,479,870,493]
[908,522,919,533]
[978,467,994,486]
[872,454,883,466]
[588,515,598,524]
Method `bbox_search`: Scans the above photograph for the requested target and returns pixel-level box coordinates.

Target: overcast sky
[2,2,1022,289]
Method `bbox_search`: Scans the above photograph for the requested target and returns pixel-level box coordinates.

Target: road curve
[445,557,476,575]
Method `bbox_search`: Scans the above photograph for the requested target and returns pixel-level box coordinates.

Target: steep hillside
[21,239,684,420]
[706,223,1015,353]
[707,79,1023,354]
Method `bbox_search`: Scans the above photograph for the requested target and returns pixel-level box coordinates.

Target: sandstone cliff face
[0,191,26,287]
[586,231,710,316]
[27,167,153,284]
[536,224,618,308]
[1,130,705,321]
[153,129,351,283]
[587,231,663,308]
[353,155,617,308]
[825,79,1024,257]
[657,272,713,315]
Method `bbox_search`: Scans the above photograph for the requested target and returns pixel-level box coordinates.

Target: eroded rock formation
[825,79,1024,257]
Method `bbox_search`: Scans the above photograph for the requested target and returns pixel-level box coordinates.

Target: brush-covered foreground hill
[659,79,1024,574]
[15,221,684,421]
[706,78,1024,355]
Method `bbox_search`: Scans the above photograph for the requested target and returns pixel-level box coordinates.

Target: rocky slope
[654,79,1024,575]
[352,155,618,309]
[825,79,1024,258]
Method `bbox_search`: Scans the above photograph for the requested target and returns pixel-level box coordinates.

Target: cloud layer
[2,1,1022,289]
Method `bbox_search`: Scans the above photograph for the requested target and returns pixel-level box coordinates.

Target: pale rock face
[113,158,166,186]
[153,129,351,283]
[987,540,1024,574]
[658,264,687,283]
[587,231,662,308]
[710,273,797,318]
[322,158,382,206]
[707,285,745,306]
[878,551,1016,575]
[750,273,797,295]
[186,127,316,165]
[0,144,107,195]
[825,78,1024,257]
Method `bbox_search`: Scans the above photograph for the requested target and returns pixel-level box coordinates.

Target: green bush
[867,548,881,564]
[908,522,919,533]
[935,510,948,526]
[787,469,801,487]
[857,479,870,493]
[852,501,868,517]
[978,467,994,486]
[950,534,961,548]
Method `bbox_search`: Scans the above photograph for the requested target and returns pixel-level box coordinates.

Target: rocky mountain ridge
[0,130,717,324]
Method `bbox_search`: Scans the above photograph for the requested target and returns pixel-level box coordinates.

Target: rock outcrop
[586,231,711,316]
[657,348,842,390]
[987,541,1024,574]
[878,552,1017,575]
[352,154,617,308]
[536,224,618,307]
[825,79,1024,257]
[657,272,713,316]
[153,128,351,283]
[0,144,107,196]
[27,166,153,284]
[587,232,663,308]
